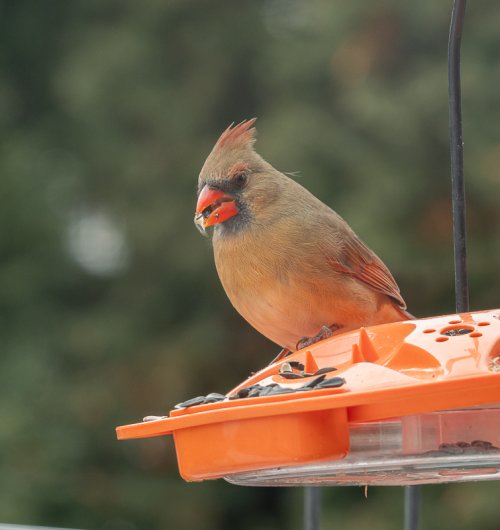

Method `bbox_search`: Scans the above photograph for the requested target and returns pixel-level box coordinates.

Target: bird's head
[194,119,281,237]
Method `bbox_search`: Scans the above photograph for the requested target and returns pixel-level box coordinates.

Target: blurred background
[1,0,499,529]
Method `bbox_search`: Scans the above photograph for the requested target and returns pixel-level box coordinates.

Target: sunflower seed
[236,387,250,398]
[301,374,327,389]
[438,443,463,454]
[256,386,272,396]
[143,415,166,422]
[289,361,305,371]
[471,440,492,448]
[174,395,207,409]
[279,362,293,374]
[317,376,346,389]
[204,392,226,403]
[314,366,338,375]
[268,387,295,395]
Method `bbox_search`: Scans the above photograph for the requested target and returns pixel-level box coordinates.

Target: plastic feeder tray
[116,309,500,486]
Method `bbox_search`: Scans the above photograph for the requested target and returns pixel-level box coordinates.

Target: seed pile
[229,383,295,399]
[425,440,500,455]
[174,392,226,409]
[170,363,345,411]
[229,373,345,401]
[441,328,472,336]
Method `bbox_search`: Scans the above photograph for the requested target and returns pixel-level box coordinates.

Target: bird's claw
[296,324,341,350]
[268,324,342,365]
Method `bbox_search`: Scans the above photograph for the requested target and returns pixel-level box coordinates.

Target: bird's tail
[377,300,415,323]
[396,306,415,320]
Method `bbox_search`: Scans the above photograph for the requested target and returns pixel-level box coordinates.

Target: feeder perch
[116,309,500,486]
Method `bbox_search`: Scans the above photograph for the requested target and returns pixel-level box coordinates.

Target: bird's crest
[214,118,257,152]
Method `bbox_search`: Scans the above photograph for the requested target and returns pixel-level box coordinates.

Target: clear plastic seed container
[225,406,500,486]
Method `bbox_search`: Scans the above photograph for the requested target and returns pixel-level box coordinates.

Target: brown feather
[328,235,406,308]
[214,118,257,151]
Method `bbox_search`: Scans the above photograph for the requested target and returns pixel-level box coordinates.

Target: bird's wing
[327,234,406,309]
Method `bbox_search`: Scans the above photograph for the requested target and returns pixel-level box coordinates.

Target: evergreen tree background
[0,0,499,528]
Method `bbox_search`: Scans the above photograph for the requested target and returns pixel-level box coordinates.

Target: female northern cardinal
[194,119,412,354]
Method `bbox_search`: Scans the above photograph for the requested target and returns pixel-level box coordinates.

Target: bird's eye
[234,172,247,188]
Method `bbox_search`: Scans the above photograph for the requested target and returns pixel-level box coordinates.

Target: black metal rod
[404,3,468,529]
[448,0,469,313]
[304,487,321,530]
[404,486,421,530]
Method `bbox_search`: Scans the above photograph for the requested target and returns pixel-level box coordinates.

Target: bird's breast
[211,232,357,350]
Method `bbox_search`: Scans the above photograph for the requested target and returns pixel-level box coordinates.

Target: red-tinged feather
[328,236,406,308]
[215,118,257,151]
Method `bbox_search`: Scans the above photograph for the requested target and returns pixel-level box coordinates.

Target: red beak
[194,185,239,232]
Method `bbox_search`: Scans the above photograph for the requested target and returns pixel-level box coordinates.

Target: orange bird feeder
[116,308,500,486]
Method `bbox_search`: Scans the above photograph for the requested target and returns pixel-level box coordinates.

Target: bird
[194,119,412,359]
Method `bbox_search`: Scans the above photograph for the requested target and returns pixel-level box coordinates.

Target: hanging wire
[405,1,468,529]
[448,0,469,314]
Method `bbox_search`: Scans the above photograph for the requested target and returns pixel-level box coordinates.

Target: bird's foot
[267,324,342,365]
[268,347,293,366]
[296,324,341,350]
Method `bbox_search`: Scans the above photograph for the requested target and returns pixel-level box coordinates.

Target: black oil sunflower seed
[229,383,282,400]
[268,387,295,395]
[301,374,327,389]
[258,386,276,396]
[317,376,346,389]
[204,392,226,404]
[313,366,338,375]
[174,395,207,409]
[288,361,305,371]
[438,443,463,454]
[236,387,250,398]
[471,440,492,448]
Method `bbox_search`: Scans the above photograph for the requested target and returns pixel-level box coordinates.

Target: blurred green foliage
[0,0,499,529]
